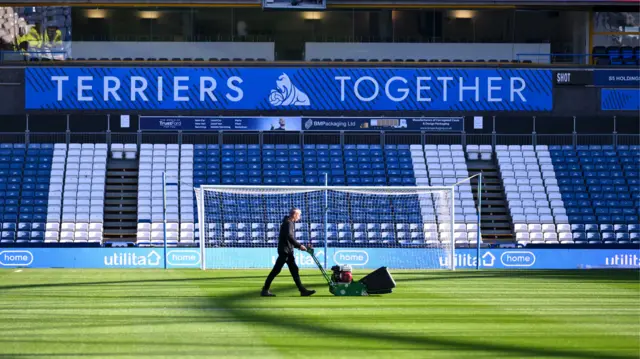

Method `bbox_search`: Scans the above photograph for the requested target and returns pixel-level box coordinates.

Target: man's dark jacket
[278,216,302,254]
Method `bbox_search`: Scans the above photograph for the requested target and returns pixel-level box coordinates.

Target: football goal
[194,182,480,271]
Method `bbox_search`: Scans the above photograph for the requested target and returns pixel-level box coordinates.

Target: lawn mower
[306,247,396,296]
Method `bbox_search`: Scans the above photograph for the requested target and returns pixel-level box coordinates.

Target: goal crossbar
[196,185,455,192]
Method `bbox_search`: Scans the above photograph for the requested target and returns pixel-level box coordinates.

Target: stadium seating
[0,143,52,244]
[420,144,478,245]
[0,141,636,248]
[497,144,639,246]
[548,145,639,245]
[592,46,640,66]
[0,143,106,245]
[136,143,480,248]
[496,145,567,246]
[136,144,180,247]
[48,143,107,244]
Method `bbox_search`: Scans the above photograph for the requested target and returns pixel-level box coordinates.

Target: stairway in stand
[102,159,139,243]
[466,158,515,244]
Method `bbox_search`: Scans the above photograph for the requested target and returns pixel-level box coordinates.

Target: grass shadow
[390,269,640,283]
[204,281,637,359]
[0,275,266,291]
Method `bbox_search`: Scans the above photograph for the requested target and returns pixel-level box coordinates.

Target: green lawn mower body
[306,248,396,296]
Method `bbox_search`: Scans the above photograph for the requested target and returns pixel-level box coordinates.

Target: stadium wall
[0,248,638,269]
[0,68,23,115]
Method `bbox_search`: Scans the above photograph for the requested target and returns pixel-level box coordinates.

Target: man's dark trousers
[263,251,305,292]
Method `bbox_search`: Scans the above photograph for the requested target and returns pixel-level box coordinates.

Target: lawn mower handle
[306,247,333,285]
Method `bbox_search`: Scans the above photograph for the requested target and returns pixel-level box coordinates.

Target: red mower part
[340,271,353,283]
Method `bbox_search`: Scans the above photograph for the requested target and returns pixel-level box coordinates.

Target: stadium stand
[0,139,636,249]
[0,143,52,244]
[496,145,564,245]
[130,142,640,249]
[135,143,482,248]
[549,145,639,244]
[46,144,106,244]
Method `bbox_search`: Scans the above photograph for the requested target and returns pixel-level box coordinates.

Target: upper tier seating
[309,58,533,63]
[592,46,640,66]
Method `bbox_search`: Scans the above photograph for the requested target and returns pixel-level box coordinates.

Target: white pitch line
[14,269,22,273]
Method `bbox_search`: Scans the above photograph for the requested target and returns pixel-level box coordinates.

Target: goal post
[195,183,477,271]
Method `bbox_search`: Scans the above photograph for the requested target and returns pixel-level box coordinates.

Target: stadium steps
[102,159,139,242]
[466,160,515,243]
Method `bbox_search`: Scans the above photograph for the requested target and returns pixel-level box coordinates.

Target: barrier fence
[0,132,637,147]
[0,248,638,269]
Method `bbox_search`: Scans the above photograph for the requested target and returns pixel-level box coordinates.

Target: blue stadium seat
[586,232,601,241]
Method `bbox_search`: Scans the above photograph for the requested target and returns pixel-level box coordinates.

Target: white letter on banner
[510,77,526,102]
[459,77,480,102]
[174,76,189,102]
[385,76,409,102]
[51,76,68,101]
[77,76,93,101]
[437,77,453,102]
[200,77,217,102]
[103,76,121,102]
[157,77,163,102]
[354,76,379,102]
[487,77,502,102]
[335,76,350,101]
[416,77,431,102]
[226,76,243,102]
[130,76,148,102]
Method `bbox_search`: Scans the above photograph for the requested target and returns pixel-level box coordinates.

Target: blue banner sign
[25,67,553,112]
[140,116,304,131]
[594,70,640,87]
[302,117,463,132]
[601,88,640,111]
[139,116,464,132]
[1,248,638,270]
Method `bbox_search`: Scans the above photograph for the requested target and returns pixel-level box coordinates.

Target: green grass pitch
[0,269,638,359]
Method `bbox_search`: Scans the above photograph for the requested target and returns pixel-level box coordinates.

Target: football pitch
[0,269,638,359]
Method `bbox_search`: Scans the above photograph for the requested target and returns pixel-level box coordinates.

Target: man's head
[289,208,301,222]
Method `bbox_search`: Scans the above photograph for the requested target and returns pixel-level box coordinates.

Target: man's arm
[285,221,304,250]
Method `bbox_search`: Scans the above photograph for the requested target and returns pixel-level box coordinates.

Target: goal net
[195,185,458,270]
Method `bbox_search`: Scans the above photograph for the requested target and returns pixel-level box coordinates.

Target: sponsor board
[25,68,552,112]
[594,70,640,87]
[0,250,34,266]
[334,250,369,266]
[166,250,201,266]
[500,251,536,267]
[139,116,464,132]
[1,248,639,269]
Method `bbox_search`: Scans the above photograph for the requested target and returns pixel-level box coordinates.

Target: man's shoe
[261,290,275,297]
[300,289,316,297]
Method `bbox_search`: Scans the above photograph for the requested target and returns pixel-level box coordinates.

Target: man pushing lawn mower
[261,208,316,297]
[261,208,396,297]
